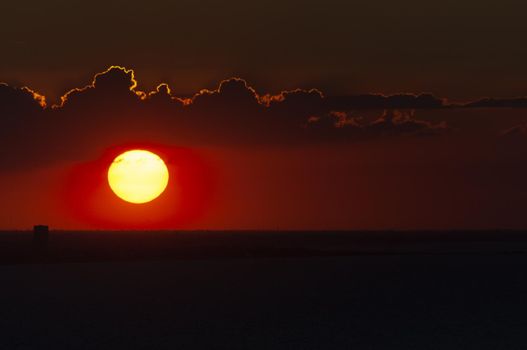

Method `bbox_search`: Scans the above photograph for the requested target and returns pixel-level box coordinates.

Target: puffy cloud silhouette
[0,83,49,170]
[0,66,457,170]
[465,97,527,108]
[325,93,445,110]
[58,66,140,108]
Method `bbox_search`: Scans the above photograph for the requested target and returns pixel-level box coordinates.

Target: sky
[0,1,527,230]
[2,0,527,101]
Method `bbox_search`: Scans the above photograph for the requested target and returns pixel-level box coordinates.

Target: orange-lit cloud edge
[7,65,526,111]
[3,65,527,114]
[2,65,527,173]
[54,66,326,109]
[2,66,527,229]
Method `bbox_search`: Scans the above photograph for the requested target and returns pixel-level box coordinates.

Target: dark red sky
[1,1,527,230]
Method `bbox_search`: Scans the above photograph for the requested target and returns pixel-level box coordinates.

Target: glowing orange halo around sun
[107,149,169,204]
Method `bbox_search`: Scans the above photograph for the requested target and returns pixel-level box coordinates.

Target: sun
[107,149,169,204]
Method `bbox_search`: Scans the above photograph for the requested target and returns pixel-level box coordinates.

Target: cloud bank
[6,65,516,170]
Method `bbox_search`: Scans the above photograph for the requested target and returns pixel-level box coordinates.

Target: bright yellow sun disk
[108,149,169,204]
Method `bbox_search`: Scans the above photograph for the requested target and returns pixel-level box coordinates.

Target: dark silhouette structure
[33,225,49,246]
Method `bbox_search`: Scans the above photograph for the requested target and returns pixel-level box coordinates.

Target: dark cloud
[465,97,527,108]
[0,83,44,118]
[365,110,449,136]
[187,78,265,134]
[146,83,186,108]
[0,83,49,170]
[58,66,141,109]
[306,110,449,141]
[0,66,457,170]
[325,93,445,110]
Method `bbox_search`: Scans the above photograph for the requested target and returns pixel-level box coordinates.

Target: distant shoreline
[0,230,525,265]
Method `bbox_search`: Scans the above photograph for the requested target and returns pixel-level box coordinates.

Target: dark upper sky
[2,0,526,101]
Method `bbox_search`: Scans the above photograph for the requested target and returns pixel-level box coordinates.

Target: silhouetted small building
[33,225,49,245]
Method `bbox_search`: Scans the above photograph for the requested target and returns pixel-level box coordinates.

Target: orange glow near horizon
[108,150,169,204]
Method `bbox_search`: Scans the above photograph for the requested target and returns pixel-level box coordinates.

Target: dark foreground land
[1,230,527,349]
